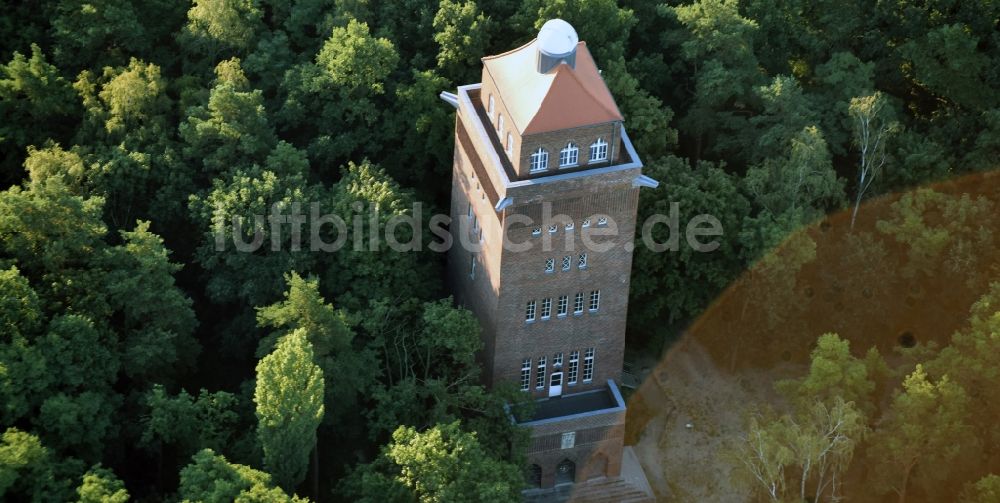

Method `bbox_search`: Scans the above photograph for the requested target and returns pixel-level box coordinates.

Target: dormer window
[488,94,495,118]
[506,133,513,156]
[497,114,504,136]
[589,137,608,163]
[559,143,579,167]
[530,148,549,172]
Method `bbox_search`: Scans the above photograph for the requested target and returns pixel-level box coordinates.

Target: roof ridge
[481,38,536,61]
[571,44,623,120]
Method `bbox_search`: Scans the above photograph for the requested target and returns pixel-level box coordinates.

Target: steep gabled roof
[482,40,623,135]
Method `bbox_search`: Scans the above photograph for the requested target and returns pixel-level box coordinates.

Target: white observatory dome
[537,19,579,58]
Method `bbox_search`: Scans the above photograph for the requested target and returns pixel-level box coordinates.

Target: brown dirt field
[625,170,1000,502]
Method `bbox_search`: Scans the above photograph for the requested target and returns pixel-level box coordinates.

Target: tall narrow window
[589,137,608,162]
[470,254,476,279]
[562,255,571,271]
[545,258,555,273]
[536,356,546,389]
[557,295,568,317]
[541,298,552,319]
[497,114,504,135]
[506,133,513,156]
[583,348,595,382]
[467,204,472,219]
[568,351,580,384]
[559,143,579,167]
[530,148,549,172]
[574,293,584,314]
[488,94,495,118]
[553,352,563,367]
[525,300,536,322]
[578,253,588,269]
[520,358,531,391]
[589,290,600,311]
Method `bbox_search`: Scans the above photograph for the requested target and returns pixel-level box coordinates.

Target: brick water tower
[440,19,657,500]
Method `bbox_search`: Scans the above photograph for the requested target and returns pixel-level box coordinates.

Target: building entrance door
[549,372,563,397]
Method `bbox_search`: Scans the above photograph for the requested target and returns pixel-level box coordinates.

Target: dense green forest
[0,0,998,501]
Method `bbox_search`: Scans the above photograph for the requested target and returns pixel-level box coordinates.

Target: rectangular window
[561,255,571,271]
[525,300,536,322]
[583,348,595,382]
[541,298,552,319]
[574,293,584,314]
[589,290,600,311]
[578,253,587,269]
[497,114,504,136]
[520,358,531,391]
[557,295,568,317]
[553,352,563,367]
[536,356,546,389]
[545,258,555,273]
[568,351,579,384]
[506,133,513,156]
[470,254,476,279]
[488,94,495,118]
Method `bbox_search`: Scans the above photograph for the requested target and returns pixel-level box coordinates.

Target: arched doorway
[588,453,608,480]
[556,458,576,485]
[527,464,542,488]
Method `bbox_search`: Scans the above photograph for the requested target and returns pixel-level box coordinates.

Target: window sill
[541,316,551,321]
[588,158,607,165]
[573,312,583,316]
[525,319,535,324]
[557,314,567,319]
[558,163,579,169]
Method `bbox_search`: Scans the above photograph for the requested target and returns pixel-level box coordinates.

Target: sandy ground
[629,340,801,502]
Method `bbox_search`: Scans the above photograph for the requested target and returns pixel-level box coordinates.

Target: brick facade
[447,39,649,489]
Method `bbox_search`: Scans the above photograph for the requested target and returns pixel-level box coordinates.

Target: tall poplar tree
[255,329,325,493]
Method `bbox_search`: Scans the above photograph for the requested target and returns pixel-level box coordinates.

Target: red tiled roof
[482,40,623,135]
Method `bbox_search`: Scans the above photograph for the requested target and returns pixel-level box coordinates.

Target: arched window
[530,148,549,172]
[497,114,504,135]
[488,94,495,118]
[506,133,513,156]
[528,464,542,488]
[589,137,608,162]
[559,142,579,167]
[556,459,576,485]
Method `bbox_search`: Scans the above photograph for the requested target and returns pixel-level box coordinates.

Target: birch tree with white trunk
[848,92,896,228]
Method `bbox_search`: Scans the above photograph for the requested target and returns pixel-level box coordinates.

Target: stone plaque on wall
[561,431,576,449]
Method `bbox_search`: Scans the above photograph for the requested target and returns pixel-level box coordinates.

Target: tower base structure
[515,381,654,502]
